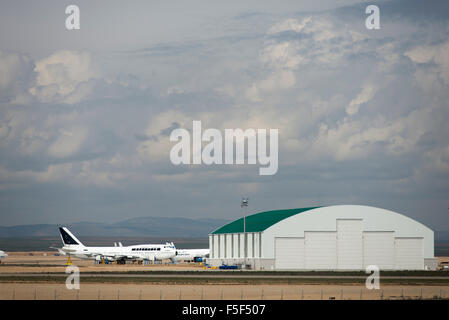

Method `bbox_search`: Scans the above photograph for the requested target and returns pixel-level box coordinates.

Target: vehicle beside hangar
[206,205,437,271]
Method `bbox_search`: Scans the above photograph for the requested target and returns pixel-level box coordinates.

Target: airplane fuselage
[62,244,176,261]
[172,249,209,261]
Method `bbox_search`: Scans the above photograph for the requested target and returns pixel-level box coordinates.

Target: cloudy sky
[0,0,448,231]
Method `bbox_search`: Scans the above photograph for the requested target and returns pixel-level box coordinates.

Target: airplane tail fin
[59,227,85,247]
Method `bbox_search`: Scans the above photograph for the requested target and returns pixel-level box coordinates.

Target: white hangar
[207,205,437,270]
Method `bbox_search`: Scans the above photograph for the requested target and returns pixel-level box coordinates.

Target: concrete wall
[209,232,263,259]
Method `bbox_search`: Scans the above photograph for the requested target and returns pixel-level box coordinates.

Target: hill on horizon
[0,216,230,238]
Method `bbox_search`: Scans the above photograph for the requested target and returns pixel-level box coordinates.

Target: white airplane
[0,250,8,260]
[56,227,176,263]
[172,249,209,262]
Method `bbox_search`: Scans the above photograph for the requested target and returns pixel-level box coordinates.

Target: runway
[0,273,449,280]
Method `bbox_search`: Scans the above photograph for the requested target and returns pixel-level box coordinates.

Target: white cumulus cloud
[29,50,97,104]
[405,41,449,85]
[346,85,377,116]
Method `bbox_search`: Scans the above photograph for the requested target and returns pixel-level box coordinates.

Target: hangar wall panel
[213,235,219,259]
[337,219,363,269]
[395,238,424,270]
[233,234,239,258]
[254,233,260,258]
[305,232,337,269]
[226,234,232,258]
[239,234,245,258]
[275,237,305,269]
[247,233,253,258]
[219,234,225,258]
[363,232,394,269]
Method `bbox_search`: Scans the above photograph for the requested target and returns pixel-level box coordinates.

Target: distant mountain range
[0,216,230,238]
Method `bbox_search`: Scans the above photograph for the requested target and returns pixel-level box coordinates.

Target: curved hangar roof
[212,207,321,234]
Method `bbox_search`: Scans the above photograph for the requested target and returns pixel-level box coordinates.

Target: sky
[0,0,448,231]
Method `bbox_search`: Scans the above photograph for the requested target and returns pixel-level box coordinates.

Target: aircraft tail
[59,227,85,247]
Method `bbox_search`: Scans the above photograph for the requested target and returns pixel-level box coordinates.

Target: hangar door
[337,220,363,270]
[275,237,305,269]
[305,232,337,270]
[363,232,394,270]
[395,238,424,270]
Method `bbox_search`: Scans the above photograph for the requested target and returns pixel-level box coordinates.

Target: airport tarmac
[1,252,448,274]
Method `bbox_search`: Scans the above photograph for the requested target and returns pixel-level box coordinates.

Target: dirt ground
[439,256,449,263]
[0,282,447,300]
[0,252,448,300]
[0,251,203,272]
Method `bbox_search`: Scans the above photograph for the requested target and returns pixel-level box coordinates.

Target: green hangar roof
[211,207,321,234]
